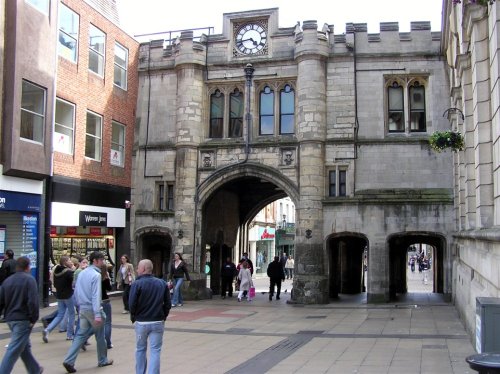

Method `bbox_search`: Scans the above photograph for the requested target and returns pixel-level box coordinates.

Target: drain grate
[306,315,327,319]
[225,335,314,374]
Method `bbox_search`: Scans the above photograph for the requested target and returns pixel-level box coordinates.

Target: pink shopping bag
[249,287,255,298]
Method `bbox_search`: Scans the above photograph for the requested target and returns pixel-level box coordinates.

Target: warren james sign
[79,211,108,227]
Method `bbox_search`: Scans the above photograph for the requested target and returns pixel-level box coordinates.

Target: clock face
[235,23,267,55]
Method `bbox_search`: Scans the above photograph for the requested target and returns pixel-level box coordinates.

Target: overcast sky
[117,0,443,40]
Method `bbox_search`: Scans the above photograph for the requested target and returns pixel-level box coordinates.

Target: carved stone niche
[281,148,295,166]
[201,151,215,168]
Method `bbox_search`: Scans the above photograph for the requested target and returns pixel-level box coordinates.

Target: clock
[235,22,267,55]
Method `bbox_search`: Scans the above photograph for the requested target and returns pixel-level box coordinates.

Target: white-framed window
[54,98,75,154]
[386,77,427,133]
[85,111,102,161]
[208,87,244,139]
[328,167,347,197]
[58,3,79,62]
[156,182,175,211]
[21,80,46,143]
[88,24,105,76]
[258,83,295,136]
[111,121,125,167]
[26,0,49,14]
[114,42,128,90]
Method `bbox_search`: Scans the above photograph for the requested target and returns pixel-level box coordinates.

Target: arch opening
[327,233,369,299]
[388,232,445,301]
[136,231,172,279]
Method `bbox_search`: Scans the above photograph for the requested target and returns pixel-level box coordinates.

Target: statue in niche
[203,153,213,168]
[283,151,294,166]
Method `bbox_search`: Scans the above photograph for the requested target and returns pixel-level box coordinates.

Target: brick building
[0,0,138,303]
[131,9,454,302]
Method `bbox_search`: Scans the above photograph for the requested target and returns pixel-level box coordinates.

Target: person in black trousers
[220,257,237,299]
[267,256,285,301]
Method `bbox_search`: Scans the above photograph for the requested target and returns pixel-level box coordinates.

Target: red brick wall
[53,0,138,188]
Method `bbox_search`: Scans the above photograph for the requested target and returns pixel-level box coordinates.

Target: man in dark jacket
[129,259,171,374]
[220,257,237,299]
[0,256,43,373]
[267,256,285,301]
[0,249,16,285]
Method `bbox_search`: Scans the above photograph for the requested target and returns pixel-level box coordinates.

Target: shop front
[255,226,275,274]
[50,202,125,278]
[0,190,42,280]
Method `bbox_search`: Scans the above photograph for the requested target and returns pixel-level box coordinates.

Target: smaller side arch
[135,226,173,279]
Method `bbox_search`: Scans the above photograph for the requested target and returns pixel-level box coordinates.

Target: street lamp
[282,214,286,229]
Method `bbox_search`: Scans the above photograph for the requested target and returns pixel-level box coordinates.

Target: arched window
[280,84,294,134]
[259,86,274,135]
[210,90,224,138]
[229,88,243,138]
[409,81,426,132]
[388,81,404,132]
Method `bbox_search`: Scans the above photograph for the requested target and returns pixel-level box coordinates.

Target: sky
[117,0,443,41]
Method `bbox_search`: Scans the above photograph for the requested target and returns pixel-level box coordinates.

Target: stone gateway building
[131,8,454,303]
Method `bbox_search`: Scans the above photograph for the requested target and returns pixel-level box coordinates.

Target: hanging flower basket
[429,131,465,152]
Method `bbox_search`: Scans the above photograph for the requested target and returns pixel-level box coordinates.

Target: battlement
[137,13,441,70]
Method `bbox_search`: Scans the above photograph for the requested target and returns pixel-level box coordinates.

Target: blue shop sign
[0,190,41,212]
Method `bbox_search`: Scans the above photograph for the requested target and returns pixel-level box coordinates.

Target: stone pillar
[292,21,329,304]
[466,5,493,228]
[457,53,477,230]
[174,31,205,272]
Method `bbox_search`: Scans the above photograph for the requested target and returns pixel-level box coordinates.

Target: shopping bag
[249,287,255,298]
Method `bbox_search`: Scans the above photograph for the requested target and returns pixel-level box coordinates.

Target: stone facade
[131,8,454,303]
[442,0,500,340]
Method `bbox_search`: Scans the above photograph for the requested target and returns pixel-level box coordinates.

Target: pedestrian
[280,252,287,277]
[62,251,113,373]
[0,249,16,285]
[169,252,190,307]
[100,263,113,349]
[116,254,135,314]
[43,255,76,343]
[220,257,237,299]
[285,255,294,280]
[129,259,171,374]
[267,256,285,301]
[240,252,254,275]
[0,256,43,374]
[237,261,253,302]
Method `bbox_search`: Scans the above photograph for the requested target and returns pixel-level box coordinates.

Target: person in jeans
[129,259,171,374]
[43,256,75,342]
[100,263,113,349]
[169,253,190,307]
[62,251,113,373]
[0,256,43,374]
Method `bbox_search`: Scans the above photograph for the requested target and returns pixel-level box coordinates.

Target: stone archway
[196,163,299,296]
[327,232,369,299]
[135,226,173,279]
[388,232,445,300]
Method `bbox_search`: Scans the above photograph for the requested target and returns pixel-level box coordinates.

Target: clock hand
[241,38,259,46]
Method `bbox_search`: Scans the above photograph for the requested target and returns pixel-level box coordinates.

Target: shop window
[21,80,46,143]
[89,24,105,76]
[58,3,79,62]
[114,42,128,90]
[386,77,427,133]
[157,182,174,211]
[329,168,347,197]
[54,98,75,154]
[111,121,125,167]
[85,111,102,161]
